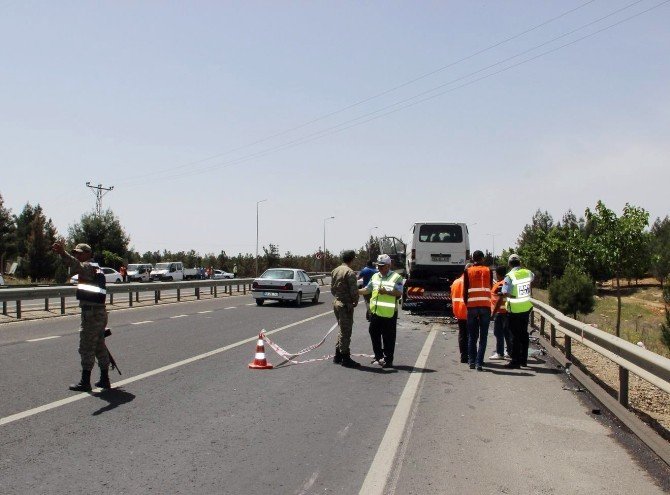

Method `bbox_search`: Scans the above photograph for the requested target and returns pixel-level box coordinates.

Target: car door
[298,271,314,297]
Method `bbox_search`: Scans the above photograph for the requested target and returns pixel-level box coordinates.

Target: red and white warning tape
[262,323,373,367]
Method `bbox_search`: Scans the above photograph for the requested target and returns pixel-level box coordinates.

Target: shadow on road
[92,388,136,416]
[356,364,436,374]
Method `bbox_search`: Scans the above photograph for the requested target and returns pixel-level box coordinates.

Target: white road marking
[224,306,236,310]
[131,321,153,325]
[197,310,212,314]
[297,470,320,495]
[170,315,188,319]
[358,325,438,495]
[26,336,61,342]
[337,422,352,439]
[0,310,333,427]
[245,303,256,306]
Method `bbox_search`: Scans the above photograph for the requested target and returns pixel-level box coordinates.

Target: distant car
[70,267,123,284]
[212,269,234,280]
[127,263,153,282]
[251,268,320,306]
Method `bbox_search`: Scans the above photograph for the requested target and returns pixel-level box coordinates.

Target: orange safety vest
[465,265,492,308]
[491,279,507,314]
[451,276,467,320]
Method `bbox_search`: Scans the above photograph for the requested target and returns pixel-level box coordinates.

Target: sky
[1,0,668,259]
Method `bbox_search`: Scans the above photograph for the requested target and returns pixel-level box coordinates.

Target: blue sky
[1,1,668,258]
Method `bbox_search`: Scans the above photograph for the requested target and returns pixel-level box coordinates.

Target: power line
[115,0,599,186]
[126,0,667,185]
[86,182,114,215]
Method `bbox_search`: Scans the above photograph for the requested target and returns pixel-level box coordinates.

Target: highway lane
[0,292,432,494]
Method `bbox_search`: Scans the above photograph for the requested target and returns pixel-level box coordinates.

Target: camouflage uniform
[330,263,359,355]
[62,253,110,372]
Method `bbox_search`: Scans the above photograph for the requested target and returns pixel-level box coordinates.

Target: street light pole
[368,226,378,253]
[256,199,267,276]
[487,232,500,261]
[323,216,335,272]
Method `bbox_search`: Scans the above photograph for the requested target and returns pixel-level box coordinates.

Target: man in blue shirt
[358,260,378,321]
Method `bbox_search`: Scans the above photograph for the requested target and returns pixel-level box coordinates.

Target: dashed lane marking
[197,310,213,314]
[0,310,333,427]
[26,336,61,342]
[245,303,256,306]
[224,307,236,310]
[170,315,188,319]
[131,321,153,325]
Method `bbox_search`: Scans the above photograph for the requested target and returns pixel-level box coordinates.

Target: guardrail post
[16,300,21,319]
[3,300,8,315]
[109,293,114,305]
[565,335,572,360]
[128,292,133,307]
[619,367,629,407]
[177,288,181,301]
[135,291,139,302]
[214,285,218,298]
[243,283,247,295]
[540,316,546,337]
[44,297,49,311]
[60,296,65,314]
[195,288,200,300]
[550,323,556,347]
[155,290,159,304]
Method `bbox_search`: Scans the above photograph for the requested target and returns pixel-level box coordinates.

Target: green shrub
[548,264,596,319]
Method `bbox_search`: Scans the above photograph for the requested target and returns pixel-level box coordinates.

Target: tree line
[0,192,381,283]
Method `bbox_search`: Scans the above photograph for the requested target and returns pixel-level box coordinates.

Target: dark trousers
[369,313,397,363]
[467,306,491,367]
[508,310,531,366]
[457,319,468,362]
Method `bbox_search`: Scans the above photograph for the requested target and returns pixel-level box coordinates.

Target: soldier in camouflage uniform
[52,241,111,391]
[330,250,360,368]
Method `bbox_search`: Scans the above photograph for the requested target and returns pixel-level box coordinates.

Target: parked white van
[150,262,184,281]
[127,263,153,282]
[406,222,470,280]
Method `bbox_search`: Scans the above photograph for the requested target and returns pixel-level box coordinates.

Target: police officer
[495,254,534,369]
[359,254,403,368]
[53,241,112,391]
[330,250,360,368]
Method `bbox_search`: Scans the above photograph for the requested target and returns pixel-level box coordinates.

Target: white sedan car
[70,267,123,284]
[212,269,234,279]
[251,268,320,306]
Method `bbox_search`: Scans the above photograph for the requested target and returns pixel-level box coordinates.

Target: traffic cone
[248,332,273,369]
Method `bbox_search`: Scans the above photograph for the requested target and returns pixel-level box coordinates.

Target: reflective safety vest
[370,271,402,318]
[465,265,491,308]
[491,280,507,314]
[506,268,533,313]
[450,276,467,320]
[76,270,107,305]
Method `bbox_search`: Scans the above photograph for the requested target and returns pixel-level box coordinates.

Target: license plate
[263,291,279,297]
[431,255,451,262]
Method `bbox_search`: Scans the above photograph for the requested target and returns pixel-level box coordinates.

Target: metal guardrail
[531,298,670,404]
[0,275,327,319]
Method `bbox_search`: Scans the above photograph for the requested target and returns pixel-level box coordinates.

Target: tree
[650,216,670,290]
[585,201,649,337]
[0,193,16,272]
[661,284,670,352]
[548,265,596,319]
[20,205,58,281]
[68,209,130,264]
[263,244,280,269]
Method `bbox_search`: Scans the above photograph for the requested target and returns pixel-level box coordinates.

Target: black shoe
[460,357,468,363]
[69,370,92,392]
[341,355,361,368]
[382,360,394,369]
[333,348,343,364]
[95,369,111,389]
[504,362,520,369]
[469,364,475,369]
[476,366,483,371]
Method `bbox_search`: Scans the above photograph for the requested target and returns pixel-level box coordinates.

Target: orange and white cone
[248,332,273,369]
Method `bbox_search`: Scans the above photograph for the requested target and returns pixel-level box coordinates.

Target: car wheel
[115,278,122,284]
[312,289,320,304]
[295,292,302,307]
[256,299,264,306]
[166,276,173,281]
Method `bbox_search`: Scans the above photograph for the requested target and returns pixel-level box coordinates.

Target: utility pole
[86,182,114,215]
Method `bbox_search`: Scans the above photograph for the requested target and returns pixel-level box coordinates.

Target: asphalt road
[1,290,668,494]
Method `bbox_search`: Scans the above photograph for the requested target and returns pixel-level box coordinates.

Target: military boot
[69,370,92,392]
[332,347,343,364]
[340,354,360,368]
[95,369,111,389]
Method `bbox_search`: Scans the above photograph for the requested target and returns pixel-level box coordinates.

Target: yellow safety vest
[370,272,402,318]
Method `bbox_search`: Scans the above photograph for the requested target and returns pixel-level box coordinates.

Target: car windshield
[260,269,294,280]
[155,263,170,270]
[418,225,463,243]
[128,264,143,270]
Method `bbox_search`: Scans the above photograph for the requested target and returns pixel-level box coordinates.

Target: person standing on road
[495,254,534,369]
[359,254,403,368]
[52,241,112,391]
[233,264,238,278]
[463,250,493,371]
[489,265,511,361]
[450,263,472,363]
[331,250,361,368]
[119,265,127,283]
[358,260,378,321]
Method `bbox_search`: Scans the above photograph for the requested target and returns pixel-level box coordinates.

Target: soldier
[331,250,360,368]
[52,241,112,391]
